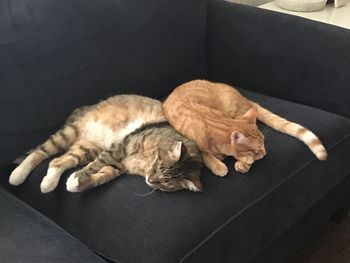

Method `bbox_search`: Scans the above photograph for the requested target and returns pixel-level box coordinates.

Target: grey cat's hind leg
[40,141,101,193]
[9,124,79,186]
[66,165,122,192]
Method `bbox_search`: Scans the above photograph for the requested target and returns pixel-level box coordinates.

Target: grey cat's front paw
[66,172,82,192]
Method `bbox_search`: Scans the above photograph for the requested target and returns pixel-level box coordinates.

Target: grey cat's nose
[147,177,157,184]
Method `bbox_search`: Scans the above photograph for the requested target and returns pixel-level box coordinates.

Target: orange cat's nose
[259,149,267,160]
[255,155,264,160]
[254,147,266,160]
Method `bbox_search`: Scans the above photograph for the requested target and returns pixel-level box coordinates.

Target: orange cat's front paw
[211,163,228,177]
[234,161,251,173]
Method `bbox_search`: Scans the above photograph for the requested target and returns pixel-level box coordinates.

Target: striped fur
[163,80,327,176]
[67,123,202,192]
[10,95,202,193]
[9,123,81,187]
[255,103,327,160]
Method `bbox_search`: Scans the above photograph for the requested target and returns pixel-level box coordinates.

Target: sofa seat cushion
[2,89,350,263]
[0,187,105,263]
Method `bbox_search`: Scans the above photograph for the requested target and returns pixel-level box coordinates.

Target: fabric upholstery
[2,1,350,262]
[0,187,105,263]
[3,89,350,263]
[206,1,350,119]
[251,174,350,263]
[0,0,207,169]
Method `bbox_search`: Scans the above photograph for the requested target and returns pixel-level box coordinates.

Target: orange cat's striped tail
[254,103,327,161]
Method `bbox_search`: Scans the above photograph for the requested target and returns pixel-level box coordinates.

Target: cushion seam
[88,249,123,263]
[178,133,350,263]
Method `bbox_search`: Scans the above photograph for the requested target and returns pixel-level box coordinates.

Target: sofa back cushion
[0,0,207,168]
[207,1,350,119]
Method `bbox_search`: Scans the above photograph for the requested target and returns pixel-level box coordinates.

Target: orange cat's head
[226,107,266,163]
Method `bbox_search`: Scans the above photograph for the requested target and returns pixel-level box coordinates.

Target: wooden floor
[287,214,350,263]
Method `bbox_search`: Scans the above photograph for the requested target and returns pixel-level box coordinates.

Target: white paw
[66,172,80,192]
[40,175,60,193]
[9,166,30,186]
[40,167,63,193]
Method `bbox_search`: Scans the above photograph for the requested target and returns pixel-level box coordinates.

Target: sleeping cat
[9,95,202,193]
[163,80,327,176]
[66,122,202,192]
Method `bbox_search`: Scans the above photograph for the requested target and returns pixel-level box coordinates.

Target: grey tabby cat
[67,122,202,192]
[9,95,203,193]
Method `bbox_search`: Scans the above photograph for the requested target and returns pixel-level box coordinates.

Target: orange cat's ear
[242,107,258,123]
[231,131,246,144]
[169,141,182,162]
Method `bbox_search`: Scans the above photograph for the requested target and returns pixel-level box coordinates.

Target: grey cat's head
[146,141,202,192]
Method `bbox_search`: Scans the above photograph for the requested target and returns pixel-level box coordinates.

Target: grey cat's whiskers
[132,188,157,197]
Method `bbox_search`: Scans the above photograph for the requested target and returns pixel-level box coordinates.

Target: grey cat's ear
[169,141,182,162]
[241,107,258,123]
[181,178,202,192]
[231,131,246,144]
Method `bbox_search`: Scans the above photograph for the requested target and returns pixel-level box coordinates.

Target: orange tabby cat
[163,80,327,176]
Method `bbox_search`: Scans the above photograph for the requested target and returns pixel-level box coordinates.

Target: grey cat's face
[146,141,202,192]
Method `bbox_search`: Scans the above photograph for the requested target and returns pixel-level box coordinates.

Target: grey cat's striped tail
[14,124,80,164]
[9,124,80,186]
[254,103,327,161]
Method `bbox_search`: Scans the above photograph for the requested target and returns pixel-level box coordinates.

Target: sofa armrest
[206,1,350,118]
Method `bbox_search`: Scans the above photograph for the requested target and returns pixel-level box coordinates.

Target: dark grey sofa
[0,186,105,263]
[1,0,349,263]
